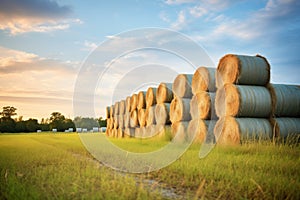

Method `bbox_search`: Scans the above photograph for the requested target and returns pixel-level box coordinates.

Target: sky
[0,0,299,121]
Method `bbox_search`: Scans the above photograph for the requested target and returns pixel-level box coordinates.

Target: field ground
[0,133,299,199]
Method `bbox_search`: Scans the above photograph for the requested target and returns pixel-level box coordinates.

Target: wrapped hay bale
[156,82,174,103]
[146,87,157,107]
[113,115,119,129]
[192,67,216,94]
[171,121,189,143]
[130,94,138,111]
[138,109,146,127]
[106,106,111,119]
[125,96,131,112]
[156,124,172,139]
[172,74,193,98]
[123,112,130,128]
[187,119,216,144]
[135,127,143,138]
[215,84,272,118]
[114,101,119,116]
[117,127,124,138]
[118,114,124,129]
[145,106,156,126]
[137,91,147,110]
[106,118,111,129]
[110,105,114,118]
[267,84,300,117]
[155,103,171,125]
[129,110,139,128]
[112,128,117,138]
[124,127,135,137]
[190,92,216,120]
[170,97,191,123]
[216,54,270,88]
[270,118,300,138]
[119,100,126,115]
[214,117,272,145]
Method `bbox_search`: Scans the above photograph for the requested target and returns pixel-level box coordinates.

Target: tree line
[0,106,106,133]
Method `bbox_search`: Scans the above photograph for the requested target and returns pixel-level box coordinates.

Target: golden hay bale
[156,82,174,103]
[108,117,114,129]
[106,118,111,129]
[123,112,130,128]
[155,103,171,125]
[214,117,272,145]
[118,114,124,129]
[270,118,300,138]
[187,119,216,144]
[190,92,216,120]
[130,94,138,112]
[125,96,131,112]
[113,115,119,129]
[106,106,111,119]
[119,100,126,115]
[110,105,114,118]
[138,109,146,127]
[215,84,272,118]
[156,124,172,139]
[145,106,156,126]
[216,54,270,88]
[135,127,143,138]
[146,87,157,107]
[172,74,193,98]
[117,127,124,138]
[129,110,139,128]
[114,101,119,116]
[137,91,147,110]
[170,97,191,123]
[112,128,118,138]
[192,67,216,94]
[124,127,135,137]
[171,121,189,143]
[267,84,300,117]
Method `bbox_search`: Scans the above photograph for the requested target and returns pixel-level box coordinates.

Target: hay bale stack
[123,112,130,128]
[114,102,119,117]
[192,67,216,94]
[145,106,156,126]
[268,84,300,117]
[187,119,216,143]
[138,109,146,127]
[155,124,171,139]
[171,121,189,143]
[135,127,142,138]
[112,128,117,138]
[190,92,216,120]
[119,100,126,115]
[129,110,139,128]
[117,128,124,138]
[106,106,111,119]
[146,87,157,107]
[130,94,138,111]
[170,97,191,123]
[215,84,272,118]
[106,118,111,129]
[216,54,270,88]
[270,118,300,138]
[214,117,272,145]
[110,105,114,118]
[137,91,147,110]
[118,114,124,129]
[125,96,131,112]
[172,74,193,98]
[113,115,119,129]
[124,127,135,137]
[155,103,171,125]
[156,82,174,103]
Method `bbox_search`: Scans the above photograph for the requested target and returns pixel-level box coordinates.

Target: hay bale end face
[172,74,193,98]
[155,103,171,125]
[119,100,126,115]
[192,67,216,94]
[106,106,111,119]
[146,87,157,107]
[216,54,270,88]
[187,119,216,144]
[129,110,139,128]
[130,94,138,112]
[125,96,131,112]
[123,112,130,128]
[157,82,174,103]
[138,108,146,127]
[170,97,191,123]
[190,92,216,120]
[145,106,156,126]
[171,121,189,143]
[114,102,119,116]
[137,91,147,110]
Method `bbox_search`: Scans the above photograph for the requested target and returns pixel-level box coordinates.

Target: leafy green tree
[26,119,39,132]
[73,116,99,130]
[15,121,27,132]
[0,117,16,133]
[0,106,17,118]
[98,117,107,127]
[49,112,65,131]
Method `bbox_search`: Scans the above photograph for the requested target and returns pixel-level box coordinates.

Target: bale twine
[155,103,171,125]
[190,92,216,120]
[267,84,300,117]
[114,102,119,116]
[170,97,191,123]
[119,100,126,115]
[110,105,114,118]
[156,82,174,103]
[138,109,146,127]
[130,94,138,112]
[123,112,130,128]
[192,67,216,94]
[129,110,139,128]
[214,117,272,145]
[106,106,111,119]
[124,127,135,137]
[117,127,124,138]
[146,87,157,107]
[171,121,189,143]
[145,106,156,126]
[137,91,147,110]
[216,54,270,88]
[125,96,131,112]
[270,118,300,138]
[215,84,272,118]
[172,74,193,98]
[187,119,216,143]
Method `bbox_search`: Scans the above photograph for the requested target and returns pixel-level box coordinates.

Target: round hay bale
[172,74,193,98]
[156,82,174,103]
[135,127,142,138]
[106,118,111,129]
[109,117,114,129]
[215,84,272,118]
[113,115,119,129]
[110,105,114,118]
[125,96,131,112]
[146,87,157,107]
[190,92,216,120]
[118,114,124,129]
[192,67,216,94]
[214,117,272,145]
[155,103,171,125]
[171,121,189,143]
[130,94,138,111]
[137,91,147,110]
[267,84,300,117]
[129,110,139,128]
[138,109,146,127]
[156,124,172,139]
[119,100,126,115]
[112,128,117,138]
[216,54,270,88]
[170,97,191,123]
[106,106,111,119]
[145,106,156,126]
[124,127,135,137]
[123,112,130,128]
[187,119,216,143]
[114,102,119,116]
[117,127,124,138]
[270,118,300,138]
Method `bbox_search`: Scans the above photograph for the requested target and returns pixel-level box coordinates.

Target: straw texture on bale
[124,127,135,137]
[156,82,174,103]
[270,118,300,138]
[190,92,216,120]
[138,109,146,127]
[106,118,111,129]
[172,74,193,98]
[118,114,124,129]
[114,102,119,116]
[119,100,126,115]
[137,91,147,110]
[216,54,270,88]
[135,127,142,138]
[156,124,171,138]
[106,106,111,119]
[192,67,216,94]
[215,84,272,117]
[112,128,117,138]
[113,115,119,129]
[214,117,272,145]
[155,103,171,125]
[117,128,124,138]
[129,110,139,128]
[187,119,216,143]
[125,96,131,112]
[123,112,130,128]
[146,87,157,107]
[130,94,138,111]
[171,121,189,143]
[110,105,114,117]
[268,84,300,117]
[145,106,156,126]
[170,97,191,123]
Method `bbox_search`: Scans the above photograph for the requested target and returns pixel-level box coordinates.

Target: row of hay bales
[106,54,300,145]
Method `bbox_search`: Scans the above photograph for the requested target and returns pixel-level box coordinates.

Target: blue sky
[0,0,299,120]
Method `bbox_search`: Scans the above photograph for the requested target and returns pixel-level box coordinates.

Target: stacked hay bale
[215,54,273,145]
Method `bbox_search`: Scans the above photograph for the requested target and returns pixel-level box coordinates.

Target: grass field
[0,133,299,199]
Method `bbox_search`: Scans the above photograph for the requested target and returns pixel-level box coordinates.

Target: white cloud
[159,11,171,23]
[165,0,197,5]
[171,11,187,30]
[82,40,98,51]
[189,6,208,18]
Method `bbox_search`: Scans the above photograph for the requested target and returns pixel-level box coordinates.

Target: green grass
[1,133,299,200]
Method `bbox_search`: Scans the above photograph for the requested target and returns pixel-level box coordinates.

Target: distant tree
[26,119,39,132]
[15,121,27,132]
[98,117,107,127]
[0,117,16,133]
[73,117,99,130]
[63,118,75,132]
[49,112,66,131]
[0,106,17,118]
